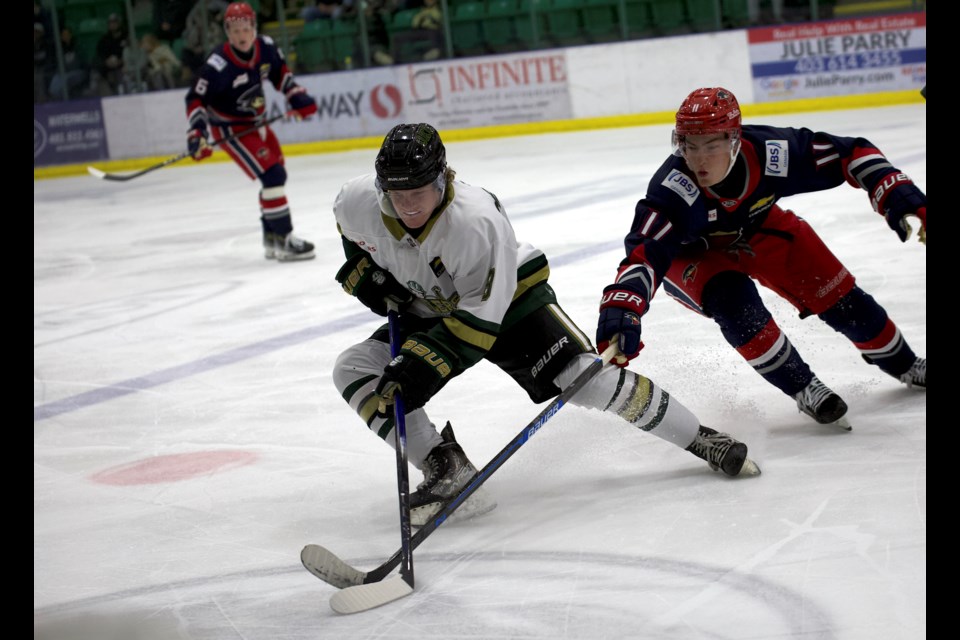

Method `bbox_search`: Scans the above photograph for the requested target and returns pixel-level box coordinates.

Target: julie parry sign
[748,12,925,101]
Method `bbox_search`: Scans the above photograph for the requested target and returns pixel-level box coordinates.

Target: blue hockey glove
[187,128,212,161]
[870,173,927,244]
[286,86,317,120]
[335,253,413,316]
[596,284,648,367]
[375,335,455,412]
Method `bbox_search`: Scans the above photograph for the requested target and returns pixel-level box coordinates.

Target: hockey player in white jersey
[332,123,760,527]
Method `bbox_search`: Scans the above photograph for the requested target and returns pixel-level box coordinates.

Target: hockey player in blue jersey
[185,1,318,261]
[596,87,926,430]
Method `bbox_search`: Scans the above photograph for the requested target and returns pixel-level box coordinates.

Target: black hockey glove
[870,172,927,244]
[335,253,414,316]
[375,334,455,412]
[596,283,648,367]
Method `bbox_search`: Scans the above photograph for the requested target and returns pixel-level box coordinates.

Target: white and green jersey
[333,172,552,371]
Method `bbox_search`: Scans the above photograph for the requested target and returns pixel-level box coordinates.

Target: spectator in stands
[390,0,443,62]
[181,0,229,85]
[94,13,129,95]
[140,32,182,90]
[154,0,192,43]
[34,21,54,102]
[300,0,350,22]
[48,26,90,100]
[352,0,394,66]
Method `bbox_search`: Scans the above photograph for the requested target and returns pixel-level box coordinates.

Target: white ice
[34,103,926,639]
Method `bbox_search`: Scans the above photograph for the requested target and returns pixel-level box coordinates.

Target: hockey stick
[303,341,620,613]
[86,112,289,182]
[373,306,416,597]
[325,305,416,614]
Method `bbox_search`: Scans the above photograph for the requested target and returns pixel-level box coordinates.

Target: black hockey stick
[304,341,620,613]
[86,112,289,182]
[382,306,416,597]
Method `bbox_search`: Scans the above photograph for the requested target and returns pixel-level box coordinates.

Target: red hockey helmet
[224,2,257,29]
[674,87,742,136]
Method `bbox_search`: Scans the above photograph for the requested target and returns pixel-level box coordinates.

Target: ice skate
[410,423,496,527]
[897,357,925,390]
[686,426,761,477]
[795,376,851,430]
[264,231,315,261]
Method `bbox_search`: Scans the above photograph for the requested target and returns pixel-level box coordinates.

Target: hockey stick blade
[301,544,367,589]
[302,343,620,593]
[329,575,414,614]
[86,166,107,179]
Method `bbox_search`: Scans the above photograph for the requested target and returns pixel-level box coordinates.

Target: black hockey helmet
[375,123,446,191]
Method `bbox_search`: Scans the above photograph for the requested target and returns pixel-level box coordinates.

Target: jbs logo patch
[765,140,789,176]
[662,169,699,205]
[402,340,452,377]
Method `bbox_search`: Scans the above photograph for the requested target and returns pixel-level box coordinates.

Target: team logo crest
[682,263,699,285]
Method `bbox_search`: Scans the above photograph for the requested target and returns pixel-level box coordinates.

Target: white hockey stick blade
[330,575,414,614]
[86,166,107,179]
[301,544,367,589]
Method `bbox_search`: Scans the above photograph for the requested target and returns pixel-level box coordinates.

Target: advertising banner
[265,67,406,143]
[265,50,572,143]
[748,12,926,101]
[34,99,109,166]
[402,51,572,129]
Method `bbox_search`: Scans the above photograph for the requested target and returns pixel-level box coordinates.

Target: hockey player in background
[596,87,926,430]
[184,1,317,261]
[331,123,760,528]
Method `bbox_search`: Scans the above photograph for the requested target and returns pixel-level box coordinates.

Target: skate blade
[827,415,853,431]
[411,488,497,527]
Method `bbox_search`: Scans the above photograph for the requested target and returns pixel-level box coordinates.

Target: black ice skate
[686,425,761,477]
[794,376,851,430]
[897,357,925,389]
[410,423,496,527]
[264,231,315,262]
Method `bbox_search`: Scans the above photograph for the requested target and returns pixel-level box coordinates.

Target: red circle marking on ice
[90,451,259,485]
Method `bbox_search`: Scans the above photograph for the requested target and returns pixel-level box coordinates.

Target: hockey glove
[375,334,455,412]
[286,86,317,120]
[870,172,927,244]
[335,253,413,316]
[187,128,212,161]
[596,284,648,367]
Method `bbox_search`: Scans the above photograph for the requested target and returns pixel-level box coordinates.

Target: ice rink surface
[35,103,925,639]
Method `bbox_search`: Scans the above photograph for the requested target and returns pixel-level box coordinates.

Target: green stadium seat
[650,0,690,35]
[686,0,720,32]
[483,0,520,53]
[623,0,655,38]
[515,0,550,50]
[545,0,585,46]
[451,2,487,56]
[294,20,334,72]
[75,16,107,64]
[581,0,622,43]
